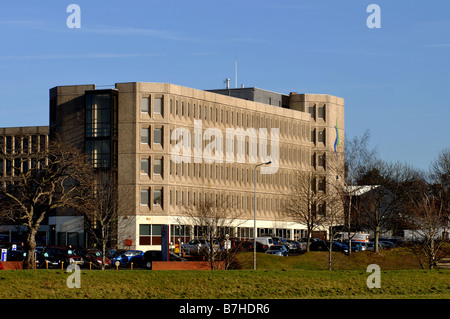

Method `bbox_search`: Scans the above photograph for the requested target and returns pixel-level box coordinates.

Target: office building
[48,82,344,250]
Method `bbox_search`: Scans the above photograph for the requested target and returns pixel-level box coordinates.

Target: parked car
[181,238,208,256]
[239,240,269,252]
[287,240,305,252]
[43,246,84,266]
[110,250,144,267]
[309,240,328,251]
[255,237,274,247]
[265,245,289,257]
[309,241,349,253]
[350,241,367,251]
[380,241,396,249]
[332,242,349,253]
[79,249,112,269]
[272,237,297,252]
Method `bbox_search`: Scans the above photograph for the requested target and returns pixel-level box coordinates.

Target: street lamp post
[254,161,271,270]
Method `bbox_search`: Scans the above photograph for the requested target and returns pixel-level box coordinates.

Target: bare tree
[284,170,330,251]
[181,197,244,270]
[342,130,378,255]
[430,148,450,219]
[405,149,450,269]
[78,171,121,269]
[0,136,92,269]
[407,189,449,269]
[357,161,421,253]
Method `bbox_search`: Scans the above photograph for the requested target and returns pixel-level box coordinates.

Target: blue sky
[0,0,449,171]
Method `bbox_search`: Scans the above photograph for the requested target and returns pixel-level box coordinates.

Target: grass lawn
[0,249,449,299]
[0,268,448,299]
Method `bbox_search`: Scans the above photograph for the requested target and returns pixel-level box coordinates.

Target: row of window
[140,125,314,168]
[140,95,315,140]
[139,187,327,214]
[311,128,326,145]
[0,157,47,176]
[308,104,326,121]
[139,153,327,191]
[0,135,47,154]
[138,224,310,246]
[139,154,324,191]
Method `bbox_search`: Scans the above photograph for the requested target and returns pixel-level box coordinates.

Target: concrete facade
[49,82,345,251]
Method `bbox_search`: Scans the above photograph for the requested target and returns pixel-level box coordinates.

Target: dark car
[380,241,396,249]
[78,249,112,269]
[309,240,328,251]
[41,246,84,267]
[239,240,269,252]
[309,241,349,253]
[332,242,349,253]
[111,250,144,267]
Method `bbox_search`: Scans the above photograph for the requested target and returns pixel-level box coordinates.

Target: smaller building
[0,126,52,246]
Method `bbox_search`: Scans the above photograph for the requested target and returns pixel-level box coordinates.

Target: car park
[265,245,288,256]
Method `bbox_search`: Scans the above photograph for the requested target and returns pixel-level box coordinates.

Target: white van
[256,237,274,247]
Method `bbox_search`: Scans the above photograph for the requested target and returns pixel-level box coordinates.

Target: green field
[1,250,449,299]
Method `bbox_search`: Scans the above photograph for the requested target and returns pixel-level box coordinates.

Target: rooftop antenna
[235,57,238,88]
[225,78,230,89]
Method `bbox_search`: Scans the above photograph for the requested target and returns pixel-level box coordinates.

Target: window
[31,135,38,153]
[22,137,29,153]
[318,105,325,120]
[170,225,191,247]
[141,189,149,206]
[6,136,12,153]
[140,158,149,174]
[311,153,316,167]
[318,203,326,216]
[153,98,162,114]
[141,128,149,144]
[153,128,162,144]
[311,129,316,144]
[318,154,326,168]
[139,224,163,245]
[153,158,162,175]
[141,97,149,114]
[318,177,326,192]
[39,135,46,151]
[308,105,315,120]
[318,129,325,144]
[153,189,162,206]
[86,94,111,137]
[85,140,110,168]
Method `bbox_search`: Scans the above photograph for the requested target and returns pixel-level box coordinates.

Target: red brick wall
[0,261,23,270]
[152,261,225,270]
